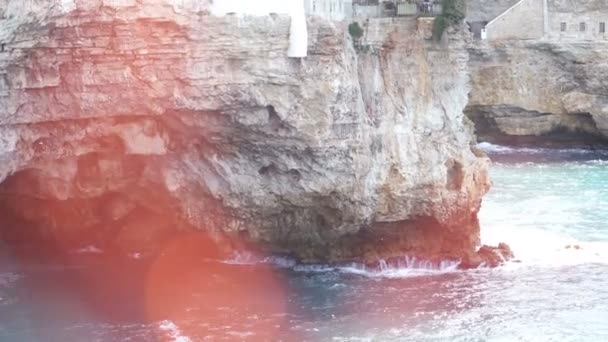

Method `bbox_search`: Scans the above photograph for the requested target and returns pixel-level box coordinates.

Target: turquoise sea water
[1,144,608,341]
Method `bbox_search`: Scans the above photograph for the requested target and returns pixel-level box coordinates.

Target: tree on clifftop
[433,0,466,41]
[348,22,364,48]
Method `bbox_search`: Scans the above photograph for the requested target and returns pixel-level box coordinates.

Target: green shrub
[348,22,364,40]
[432,0,466,41]
[432,15,447,41]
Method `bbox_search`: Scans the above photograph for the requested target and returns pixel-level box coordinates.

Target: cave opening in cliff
[0,156,289,334]
[466,107,608,148]
[0,152,223,261]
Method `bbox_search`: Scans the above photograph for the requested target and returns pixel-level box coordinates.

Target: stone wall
[466,0,521,22]
[466,0,520,38]
[485,0,545,41]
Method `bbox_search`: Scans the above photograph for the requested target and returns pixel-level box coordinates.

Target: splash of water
[158,320,192,342]
[75,246,104,254]
[224,251,461,278]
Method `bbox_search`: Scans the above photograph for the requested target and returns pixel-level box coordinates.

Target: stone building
[546,0,608,40]
[474,0,608,41]
[482,0,546,40]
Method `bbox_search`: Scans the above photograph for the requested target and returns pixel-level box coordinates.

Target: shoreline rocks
[459,242,515,269]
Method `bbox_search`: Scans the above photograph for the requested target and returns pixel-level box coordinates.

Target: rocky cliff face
[467,40,608,147]
[0,1,489,263]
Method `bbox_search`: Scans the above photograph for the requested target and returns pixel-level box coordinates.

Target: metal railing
[353,1,443,18]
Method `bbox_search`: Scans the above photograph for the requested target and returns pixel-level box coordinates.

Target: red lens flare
[146,233,288,341]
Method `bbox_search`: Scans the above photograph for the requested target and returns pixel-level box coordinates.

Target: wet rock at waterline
[459,243,515,269]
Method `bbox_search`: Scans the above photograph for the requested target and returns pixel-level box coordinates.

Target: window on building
[601,22,606,33]
[313,0,316,12]
[580,22,586,32]
[560,22,567,32]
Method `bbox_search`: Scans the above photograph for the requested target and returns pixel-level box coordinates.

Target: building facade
[546,0,607,40]
[480,0,608,41]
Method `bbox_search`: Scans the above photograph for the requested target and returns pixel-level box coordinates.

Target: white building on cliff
[212,0,353,21]
[480,0,608,41]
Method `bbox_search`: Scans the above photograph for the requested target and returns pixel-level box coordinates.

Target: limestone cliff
[467,40,608,147]
[0,1,489,263]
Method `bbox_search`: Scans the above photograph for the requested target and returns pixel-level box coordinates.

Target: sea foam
[158,320,192,342]
[224,251,460,279]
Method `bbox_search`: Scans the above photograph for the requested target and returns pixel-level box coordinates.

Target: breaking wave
[477,142,598,154]
[480,153,608,268]
[224,251,461,279]
[482,222,608,268]
[158,320,192,342]
[477,142,608,164]
[74,245,104,254]
[477,142,605,155]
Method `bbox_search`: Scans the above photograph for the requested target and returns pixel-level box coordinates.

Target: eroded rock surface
[0,1,489,263]
[460,243,514,269]
[467,33,608,146]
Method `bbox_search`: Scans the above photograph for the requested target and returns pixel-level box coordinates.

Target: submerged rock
[0,1,489,262]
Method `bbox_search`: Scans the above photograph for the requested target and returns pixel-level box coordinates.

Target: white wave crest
[333,258,461,279]
[477,142,517,153]
[75,245,103,254]
[477,142,608,156]
[224,252,460,278]
[158,320,192,342]
[482,224,608,268]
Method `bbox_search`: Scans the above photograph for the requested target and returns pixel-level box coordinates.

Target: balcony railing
[353,1,443,18]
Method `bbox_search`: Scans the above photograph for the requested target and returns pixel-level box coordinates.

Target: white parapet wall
[210,0,308,58]
[397,3,417,16]
[304,0,351,21]
[211,0,292,16]
[289,0,309,57]
[485,0,545,40]
[353,4,381,18]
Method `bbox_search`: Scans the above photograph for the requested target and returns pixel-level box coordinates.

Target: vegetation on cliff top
[348,21,365,49]
[433,0,466,41]
[349,22,364,40]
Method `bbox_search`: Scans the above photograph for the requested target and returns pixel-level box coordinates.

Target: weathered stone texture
[467,40,608,145]
[0,1,488,263]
